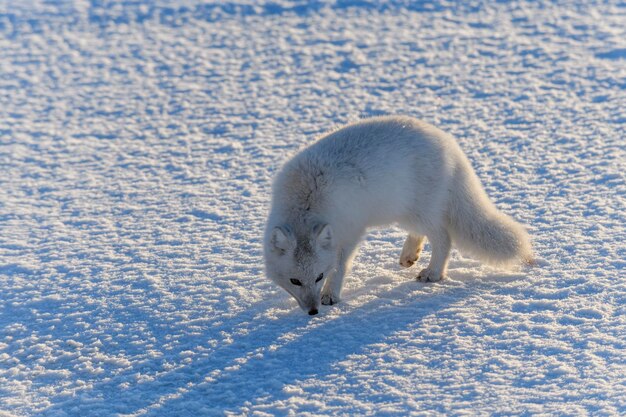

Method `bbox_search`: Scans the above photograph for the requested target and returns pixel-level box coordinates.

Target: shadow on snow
[37,276,471,416]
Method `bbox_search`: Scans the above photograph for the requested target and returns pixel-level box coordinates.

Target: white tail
[448,165,533,267]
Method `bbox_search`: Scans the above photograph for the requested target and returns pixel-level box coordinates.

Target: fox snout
[302,300,320,316]
[297,301,320,316]
[297,289,320,316]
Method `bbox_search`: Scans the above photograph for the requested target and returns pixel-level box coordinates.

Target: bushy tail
[448,168,533,268]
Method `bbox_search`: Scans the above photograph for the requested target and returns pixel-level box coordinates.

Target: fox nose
[308,308,318,316]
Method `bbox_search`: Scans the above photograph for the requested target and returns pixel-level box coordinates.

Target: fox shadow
[30,249,522,416]
[131,277,473,416]
[30,232,521,417]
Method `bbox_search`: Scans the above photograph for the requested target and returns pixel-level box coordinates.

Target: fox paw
[399,250,421,268]
[417,267,443,282]
[321,292,340,305]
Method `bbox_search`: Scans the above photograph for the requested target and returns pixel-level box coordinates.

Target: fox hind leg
[417,228,451,282]
[399,234,425,268]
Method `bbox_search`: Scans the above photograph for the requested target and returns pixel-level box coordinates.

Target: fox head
[264,223,336,315]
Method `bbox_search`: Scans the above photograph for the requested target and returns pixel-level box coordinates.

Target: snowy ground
[1,0,625,415]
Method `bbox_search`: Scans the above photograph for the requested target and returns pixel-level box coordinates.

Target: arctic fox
[264,116,532,315]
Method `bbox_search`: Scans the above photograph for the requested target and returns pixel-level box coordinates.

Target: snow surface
[1,0,625,415]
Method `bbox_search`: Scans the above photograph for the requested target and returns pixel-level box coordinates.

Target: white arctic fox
[264,116,532,315]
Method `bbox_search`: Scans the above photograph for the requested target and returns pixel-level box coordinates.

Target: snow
[0,0,625,415]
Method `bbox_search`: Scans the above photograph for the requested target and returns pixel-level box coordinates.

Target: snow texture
[1,0,625,415]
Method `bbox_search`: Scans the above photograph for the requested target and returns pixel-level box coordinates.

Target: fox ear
[270,226,292,254]
[316,224,334,249]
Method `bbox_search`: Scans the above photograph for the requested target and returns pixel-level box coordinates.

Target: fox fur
[264,116,532,315]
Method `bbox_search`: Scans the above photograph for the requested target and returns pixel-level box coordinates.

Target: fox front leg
[321,270,343,305]
[321,245,356,305]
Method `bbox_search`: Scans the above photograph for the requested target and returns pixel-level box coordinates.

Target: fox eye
[290,278,302,286]
[316,273,324,283]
